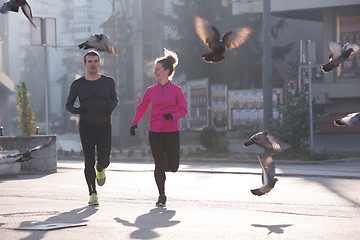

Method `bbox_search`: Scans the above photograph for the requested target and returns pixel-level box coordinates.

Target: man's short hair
[83,50,100,64]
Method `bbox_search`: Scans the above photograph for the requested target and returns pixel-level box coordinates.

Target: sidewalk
[56,133,360,154]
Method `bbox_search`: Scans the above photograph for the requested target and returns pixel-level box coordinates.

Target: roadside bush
[200,126,218,150]
[15,82,37,136]
[200,126,230,153]
[270,86,324,149]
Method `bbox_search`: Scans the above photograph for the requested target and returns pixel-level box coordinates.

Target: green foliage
[199,126,230,152]
[215,136,230,153]
[15,82,37,136]
[162,0,293,89]
[270,86,324,149]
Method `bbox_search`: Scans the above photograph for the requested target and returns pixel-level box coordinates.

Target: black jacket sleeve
[65,79,81,114]
[108,77,118,111]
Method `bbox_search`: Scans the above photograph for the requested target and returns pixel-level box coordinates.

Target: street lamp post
[30,17,56,134]
[262,0,273,130]
[300,40,316,153]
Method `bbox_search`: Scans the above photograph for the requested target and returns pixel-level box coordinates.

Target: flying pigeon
[193,13,252,63]
[321,41,360,73]
[251,155,278,196]
[0,0,38,28]
[243,130,281,151]
[334,112,360,127]
[0,137,54,163]
[78,34,117,55]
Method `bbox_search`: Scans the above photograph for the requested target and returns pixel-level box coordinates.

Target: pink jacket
[131,81,188,132]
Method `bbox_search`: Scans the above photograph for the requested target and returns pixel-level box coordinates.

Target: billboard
[187,78,209,130]
[211,84,227,130]
[228,89,282,130]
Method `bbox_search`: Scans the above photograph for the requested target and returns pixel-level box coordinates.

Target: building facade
[233,0,360,133]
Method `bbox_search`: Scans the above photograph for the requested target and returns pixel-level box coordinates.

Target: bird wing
[341,112,360,127]
[100,35,117,55]
[344,43,360,58]
[256,155,267,185]
[193,14,220,50]
[28,137,54,153]
[328,41,342,59]
[0,152,22,158]
[20,2,37,28]
[0,0,20,13]
[222,26,252,49]
[266,134,281,151]
[263,155,275,183]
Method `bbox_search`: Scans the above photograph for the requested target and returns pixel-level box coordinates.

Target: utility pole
[262,0,273,130]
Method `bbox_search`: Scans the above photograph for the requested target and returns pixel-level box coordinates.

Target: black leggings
[79,122,111,195]
[149,131,180,195]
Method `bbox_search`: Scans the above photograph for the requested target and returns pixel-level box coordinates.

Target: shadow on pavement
[16,206,98,240]
[317,179,360,208]
[251,224,293,235]
[114,207,180,239]
[0,173,54,183]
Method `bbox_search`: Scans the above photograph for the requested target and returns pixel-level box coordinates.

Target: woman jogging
[130,49,188,207]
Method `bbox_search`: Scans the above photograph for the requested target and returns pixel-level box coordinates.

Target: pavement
[0,158,359,240]
[0,133,359,239]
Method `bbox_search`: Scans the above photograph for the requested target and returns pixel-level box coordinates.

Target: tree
[16,82,37,136]
[162,0,293,89]
[270,86,324,149]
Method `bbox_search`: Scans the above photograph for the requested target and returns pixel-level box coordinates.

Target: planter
[0,150,21,176]
[0,135,57,174]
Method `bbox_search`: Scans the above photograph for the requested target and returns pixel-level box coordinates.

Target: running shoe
[96,162,106,186]
[156,194,167,207]
[88,193,99,205]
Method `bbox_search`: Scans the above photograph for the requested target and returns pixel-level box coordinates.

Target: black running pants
[149,131,180,195]
[79,122,111,195]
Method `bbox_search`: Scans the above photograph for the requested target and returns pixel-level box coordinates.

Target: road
[0,159,359,239]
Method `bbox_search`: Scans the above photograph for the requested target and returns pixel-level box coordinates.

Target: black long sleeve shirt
[66,75,118,125]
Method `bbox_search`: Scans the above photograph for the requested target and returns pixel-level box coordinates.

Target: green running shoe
[96,162,106,186]
[88,193,99,206]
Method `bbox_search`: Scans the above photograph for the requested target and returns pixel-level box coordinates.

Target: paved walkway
[57,133,360,154]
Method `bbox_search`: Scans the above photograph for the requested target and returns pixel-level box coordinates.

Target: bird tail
[250,188,264,196]
[321,62,336,72]
[201,52,225,63]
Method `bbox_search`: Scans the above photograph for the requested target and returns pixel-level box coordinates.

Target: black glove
[130,125,137,136]
[103,106,113,116]
[78,106,87,114]
[163,113,173,120]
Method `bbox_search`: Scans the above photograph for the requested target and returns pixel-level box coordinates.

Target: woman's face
[154,62,169,82]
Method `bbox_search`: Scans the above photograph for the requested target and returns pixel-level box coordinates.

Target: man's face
[84,55,100,74]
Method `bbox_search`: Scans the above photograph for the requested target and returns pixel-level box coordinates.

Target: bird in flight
[251,155,278,196]
[78,33,117,55]
[334,112,360,127]
[0,0,38,28]
[193,13,252,63]
[321,41,360,72]
[243,130,281,151]
[0,137,54,163]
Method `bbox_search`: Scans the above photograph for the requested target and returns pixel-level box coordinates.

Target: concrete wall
[0,135,57,174]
